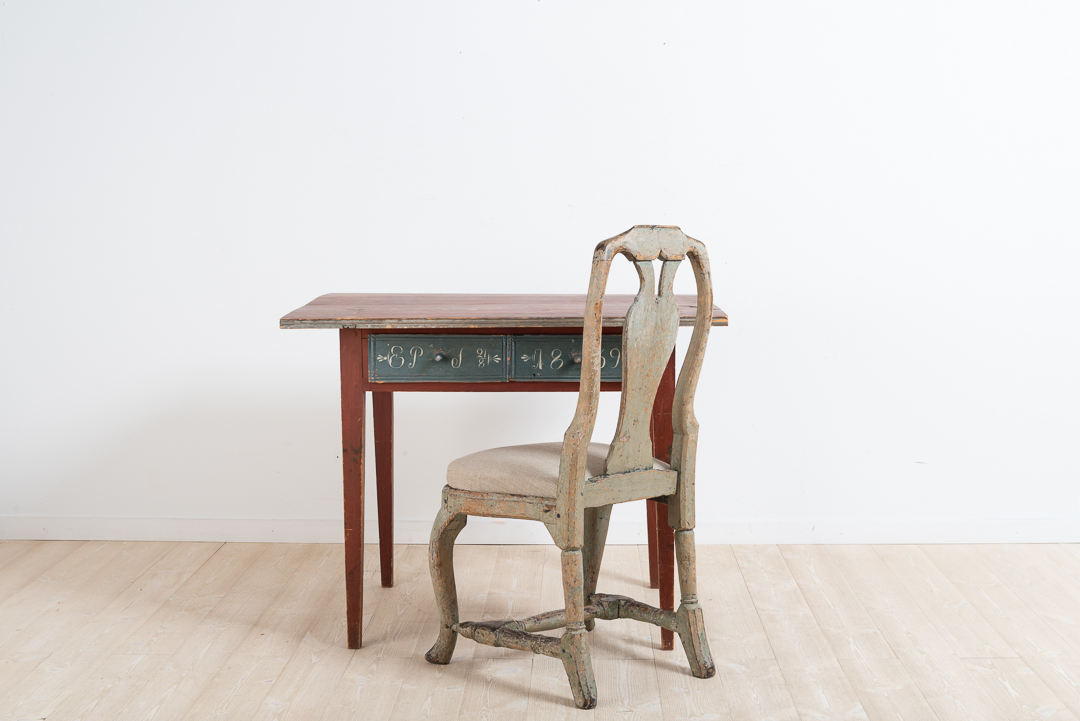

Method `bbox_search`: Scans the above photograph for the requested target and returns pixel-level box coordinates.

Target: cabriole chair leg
[426,502,468,665]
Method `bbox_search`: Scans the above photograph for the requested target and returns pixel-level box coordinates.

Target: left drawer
[368,335,509,382]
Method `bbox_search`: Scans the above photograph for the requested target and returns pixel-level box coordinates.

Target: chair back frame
[555,225,713,548]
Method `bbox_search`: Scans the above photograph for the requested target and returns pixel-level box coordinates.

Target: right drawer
[511,335,624,382]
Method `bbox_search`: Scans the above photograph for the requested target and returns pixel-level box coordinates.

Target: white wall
[2,1,1078,545]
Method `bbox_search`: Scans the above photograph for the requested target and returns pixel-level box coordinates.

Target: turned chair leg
[673,529,716,678]
[426,501,468,664]
[582,505,612,631]
[559,548,597,709]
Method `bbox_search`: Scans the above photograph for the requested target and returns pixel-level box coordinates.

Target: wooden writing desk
[281,293,728,649]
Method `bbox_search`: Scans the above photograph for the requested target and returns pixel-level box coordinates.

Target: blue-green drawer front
[511,336,623,382]
[369,335,509,382]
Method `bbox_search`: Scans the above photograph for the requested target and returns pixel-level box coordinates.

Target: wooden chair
[424,225,717,709]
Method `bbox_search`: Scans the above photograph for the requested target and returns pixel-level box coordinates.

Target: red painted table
[281,294,727,649]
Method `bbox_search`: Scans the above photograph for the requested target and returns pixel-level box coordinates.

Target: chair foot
[560,627,597,709]
[425,625,458,665]
[677,602,716,679]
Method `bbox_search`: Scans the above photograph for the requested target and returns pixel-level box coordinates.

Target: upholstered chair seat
[447,442,670,498]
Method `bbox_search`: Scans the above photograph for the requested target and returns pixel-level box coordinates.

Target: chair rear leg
[426,498,468,664]
[673,529,716,678]
[582,505,612,631]
[559,548,597,708]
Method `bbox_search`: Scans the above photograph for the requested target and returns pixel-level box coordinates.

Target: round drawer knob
[434,352,449,362]
[571,352,582,364]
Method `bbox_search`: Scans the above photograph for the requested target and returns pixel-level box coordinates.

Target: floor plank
[0,541,126,649]
[695,546,774,661]
[1018,544,1080,611]
[110,543,315,720]
[0,651,53,709]
[779,545,894,661]
[733,544,836,668]
[247,570,353,721]
[0,540,85,606]
[653,654,731,721]
[838,657,940,721]
[874,545,1015,659]
[964,657,1080,721]
[1,541,177,659]
[387,651,470,720]
[827,546,954,657]
[591,658,664,720]
[0,540,36,571]
[119,541,266,655]
[827,546,1011,721]
[1022,653,1080,717]
[782,662,871,721]
[45,654,170,721]
[921,544,1077,659]
[181,544,342,720]
[319,654,411,721]
[895,652,1012,721]
[362,544,439,656]
[975,544,1080,654]
[715,659,799,721]
[0,542,221,721]
[734,546,870,719]
[457,657,533,720]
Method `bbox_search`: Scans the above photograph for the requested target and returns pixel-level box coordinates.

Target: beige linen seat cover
[446,442,670,498]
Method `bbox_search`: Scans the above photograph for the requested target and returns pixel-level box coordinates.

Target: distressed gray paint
[425,226,717,709]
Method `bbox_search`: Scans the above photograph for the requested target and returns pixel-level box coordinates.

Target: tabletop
[280,293,728,330]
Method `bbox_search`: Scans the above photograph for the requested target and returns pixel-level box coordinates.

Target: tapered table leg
[340,329,366,649]
[647,499,660,588]
[650,351,677,650]
[655,502,675,650]
[373,391,394,587]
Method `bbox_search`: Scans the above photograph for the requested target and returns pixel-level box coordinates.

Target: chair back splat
[426,225,717,709]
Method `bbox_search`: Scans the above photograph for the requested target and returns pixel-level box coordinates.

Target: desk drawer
[510,335,623,382]
[369,335,508,382]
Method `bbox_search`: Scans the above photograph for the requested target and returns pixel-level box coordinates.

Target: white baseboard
[1,516,1076,544]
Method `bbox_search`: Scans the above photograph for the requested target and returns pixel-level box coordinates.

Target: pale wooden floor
[2,542,1080,720]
